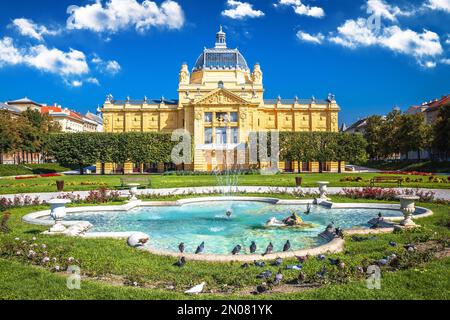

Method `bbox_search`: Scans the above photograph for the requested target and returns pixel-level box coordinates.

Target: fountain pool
[55,200,410,255]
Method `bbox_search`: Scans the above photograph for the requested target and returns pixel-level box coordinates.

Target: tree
[363,116,384,160]
[0,111,21,164]
[397,113,430,160]
[433,103,450,160]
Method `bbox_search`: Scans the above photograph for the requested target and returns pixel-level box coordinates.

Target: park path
[1,186,449,202]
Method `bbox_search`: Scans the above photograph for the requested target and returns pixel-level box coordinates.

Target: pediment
[194,88,251,106]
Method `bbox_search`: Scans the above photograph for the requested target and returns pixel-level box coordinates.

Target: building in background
[101,27,341,174]
[84,111,104,132]
[6,97,42,112]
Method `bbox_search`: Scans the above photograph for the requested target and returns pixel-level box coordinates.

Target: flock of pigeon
[180,239,417,295]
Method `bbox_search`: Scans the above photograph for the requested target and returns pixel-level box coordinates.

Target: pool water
[64,201,403,255]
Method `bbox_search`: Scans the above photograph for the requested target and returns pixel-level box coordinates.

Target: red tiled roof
[426,95,450,112]
[41,106,61,114]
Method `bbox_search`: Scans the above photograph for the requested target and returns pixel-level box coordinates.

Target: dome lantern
[215,25,227,48]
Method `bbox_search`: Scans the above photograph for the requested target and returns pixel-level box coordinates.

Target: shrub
[0,195,43,211]
[58,188,122,204]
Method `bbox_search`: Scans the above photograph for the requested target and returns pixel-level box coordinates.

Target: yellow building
[101,27,341,174]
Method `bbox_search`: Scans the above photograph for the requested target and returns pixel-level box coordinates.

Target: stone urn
[398,195,419,227]
[127,184,140,201]
[317,181,330,200]
[48,199,71,233]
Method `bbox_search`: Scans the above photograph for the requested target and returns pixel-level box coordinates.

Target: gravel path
[2,186,449,202]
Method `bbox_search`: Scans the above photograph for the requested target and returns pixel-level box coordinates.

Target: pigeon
[389,241,397,247]
[178,242,185,253]
[285,264,302,271]
[283,240,291,252]
[355,266,364,273]
[404,244,415,252]
[377,258,388,266]
[185,282,206,295]
[317,266,327,278]
[335,228,344,238]
[232,245,242,255]
[295,256,308,263]
[256,283,268,294]
[316,254,326,261]
[271,257,283,267]
[298,271,306,283]
[338,262,346,270]
[329,258,341,266]
[263,243,274,256]
[173,257,186,267]
[256,270,273,279]
[195,242,205,254]
[271,270,283,286]
[250,241,257,254]
[241,263,250,269]
[254,260,266,268]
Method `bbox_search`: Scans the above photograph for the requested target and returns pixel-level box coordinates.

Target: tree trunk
[417,150,421,161]
[338,160,342,173]
[79,164,84,175]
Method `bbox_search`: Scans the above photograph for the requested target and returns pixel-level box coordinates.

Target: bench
[119,177,152,189]
[370,176,403,187]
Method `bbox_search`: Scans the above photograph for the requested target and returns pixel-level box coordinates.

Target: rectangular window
[231,127,239,144]
[204,128,213,144]
[216,112,227,122]
[204,112,212,123]
[230,112,238,122]
[216,127,227,145]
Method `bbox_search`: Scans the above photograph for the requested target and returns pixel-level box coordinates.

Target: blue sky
[0,0,449,125]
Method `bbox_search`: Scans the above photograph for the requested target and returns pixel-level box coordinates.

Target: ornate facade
[101,27,341,174]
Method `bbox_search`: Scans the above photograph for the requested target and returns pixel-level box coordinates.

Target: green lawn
[366,161,450,173]
[1,172,449,195]
[0,164,76,177]
[0,196,449,300]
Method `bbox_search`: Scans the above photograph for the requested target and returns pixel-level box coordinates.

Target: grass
[366,161,450,173]
[0,172,449,195]
[0,196,449,300]
[0,163,75,177]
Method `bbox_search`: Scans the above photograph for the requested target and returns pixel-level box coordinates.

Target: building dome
[193,26,249,72]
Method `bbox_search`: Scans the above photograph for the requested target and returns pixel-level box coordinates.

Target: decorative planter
[317,181,330,200]
[48,199,71,233]
[397,195,419,227]
[56,180,65,192]
[295,177,303,187]
[127,184,140,201]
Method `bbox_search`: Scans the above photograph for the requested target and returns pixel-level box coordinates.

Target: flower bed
[340,187,436,202]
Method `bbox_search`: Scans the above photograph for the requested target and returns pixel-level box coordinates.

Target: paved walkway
[2,186,449,202]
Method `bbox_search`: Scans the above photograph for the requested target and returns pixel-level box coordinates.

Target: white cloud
[70,80,83,87]
[0,37,89,76]
[11,18,60,41]
[296,30,324,44]
[329,18,443,67]
[86,77,100,85]
[66,0,185,33]
[92,55,121,75]
[425,0,450,13]
[105,60,121,74]
[366,0,413,22]
[222,0,264,20]
[275,0,325,18]
[441,58,450,64]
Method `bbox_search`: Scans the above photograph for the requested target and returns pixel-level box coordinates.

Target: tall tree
[433,103,450,160]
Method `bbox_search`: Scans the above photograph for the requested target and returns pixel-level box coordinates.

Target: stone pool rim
[22,196,434,262]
